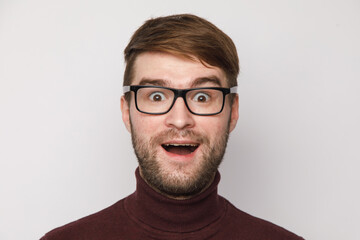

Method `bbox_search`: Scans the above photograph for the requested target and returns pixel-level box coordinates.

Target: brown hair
[123,14,239,88]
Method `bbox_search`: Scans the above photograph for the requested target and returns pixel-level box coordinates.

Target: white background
[1,0,359,239]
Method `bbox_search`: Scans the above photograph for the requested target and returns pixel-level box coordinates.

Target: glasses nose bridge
[173,89,188,101]
[171,89,190,110]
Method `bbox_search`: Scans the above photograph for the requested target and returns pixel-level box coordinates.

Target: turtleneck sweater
[41,168,304,239]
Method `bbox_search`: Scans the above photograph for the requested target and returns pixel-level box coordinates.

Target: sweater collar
[124,168,226,233]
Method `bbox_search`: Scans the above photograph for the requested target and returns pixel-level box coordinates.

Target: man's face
[121,52,238,198]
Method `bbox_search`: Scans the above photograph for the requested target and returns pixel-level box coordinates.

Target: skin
[121,52,239,199]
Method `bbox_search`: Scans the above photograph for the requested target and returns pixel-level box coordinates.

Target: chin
[159,163,197,181]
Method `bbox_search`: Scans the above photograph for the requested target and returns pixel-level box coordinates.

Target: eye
[149,91,166,102]
[193,92,210,102]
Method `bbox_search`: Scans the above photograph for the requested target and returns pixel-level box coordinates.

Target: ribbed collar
[124,168,226,233]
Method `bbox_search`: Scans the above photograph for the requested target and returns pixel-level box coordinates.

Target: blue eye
[149,92,166,101]
[193,92,210,102]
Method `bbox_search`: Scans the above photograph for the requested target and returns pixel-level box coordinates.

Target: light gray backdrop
[1,0,359,239]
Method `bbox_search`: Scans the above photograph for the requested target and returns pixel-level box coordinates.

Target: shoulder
[221,197,304,240]
[40,198,130,240]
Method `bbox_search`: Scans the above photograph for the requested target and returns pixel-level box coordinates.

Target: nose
[164,97,195,130]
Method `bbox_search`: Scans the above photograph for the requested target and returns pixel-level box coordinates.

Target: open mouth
[161,143,199,155]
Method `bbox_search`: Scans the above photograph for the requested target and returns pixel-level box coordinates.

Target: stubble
[130,123,230,198]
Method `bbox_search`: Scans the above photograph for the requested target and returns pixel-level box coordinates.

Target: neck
[124,167,226,233]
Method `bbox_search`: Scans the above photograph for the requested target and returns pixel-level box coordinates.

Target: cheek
[130,108,164,138]
[196,116,229,140]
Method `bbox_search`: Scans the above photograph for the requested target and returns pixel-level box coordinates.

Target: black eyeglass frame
[123,85,237,116]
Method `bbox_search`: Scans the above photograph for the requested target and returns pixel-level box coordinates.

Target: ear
[229,94,239,133]
[120,96,131,133]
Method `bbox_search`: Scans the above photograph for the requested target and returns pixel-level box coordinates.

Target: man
[41,14,303,239]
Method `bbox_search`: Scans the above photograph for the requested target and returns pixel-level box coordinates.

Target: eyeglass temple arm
[230,86,237,94]
[123,86,130,94]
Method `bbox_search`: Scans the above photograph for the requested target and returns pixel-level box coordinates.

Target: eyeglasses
[123,85,237,116]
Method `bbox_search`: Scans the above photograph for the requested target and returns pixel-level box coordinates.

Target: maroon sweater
[41,169,304,240]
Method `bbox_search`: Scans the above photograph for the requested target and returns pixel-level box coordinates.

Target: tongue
[166,146,192,155]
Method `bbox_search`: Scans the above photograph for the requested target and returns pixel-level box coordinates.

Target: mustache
[150,129,210,145]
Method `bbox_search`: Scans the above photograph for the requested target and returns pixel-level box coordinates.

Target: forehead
[132,52,227,88]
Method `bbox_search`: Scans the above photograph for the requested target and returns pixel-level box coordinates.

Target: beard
[130,120,230,198]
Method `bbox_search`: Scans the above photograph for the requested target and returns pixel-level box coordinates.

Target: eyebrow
[190,76,222,88]
[138,76,223,88]
[138,78,169,86]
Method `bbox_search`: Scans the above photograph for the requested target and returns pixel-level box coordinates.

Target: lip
[160,139,200,162]
[161,139,200,145]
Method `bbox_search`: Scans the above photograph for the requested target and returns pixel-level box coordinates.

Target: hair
[123,14,239,102]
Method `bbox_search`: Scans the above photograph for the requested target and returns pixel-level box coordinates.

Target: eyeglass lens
[136,87,224,114]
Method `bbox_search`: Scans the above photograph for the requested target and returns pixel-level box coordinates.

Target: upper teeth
[164,144,198,147]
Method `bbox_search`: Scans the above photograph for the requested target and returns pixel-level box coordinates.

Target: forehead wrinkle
[138,75,224,88]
